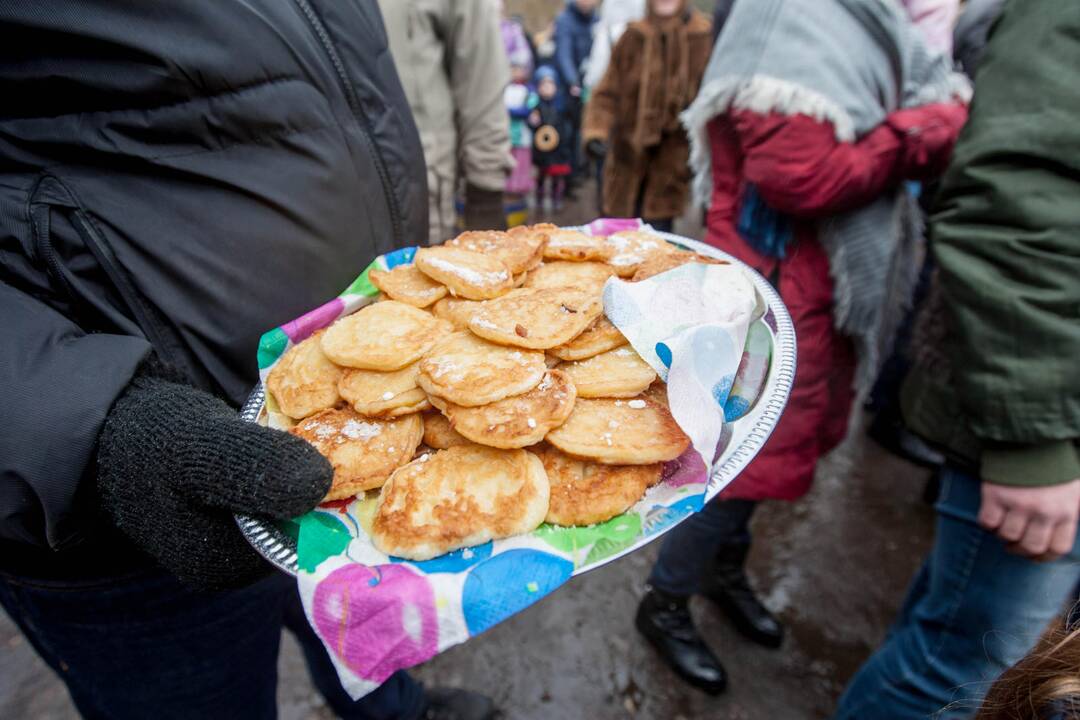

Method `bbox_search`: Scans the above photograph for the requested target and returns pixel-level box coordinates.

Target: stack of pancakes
[266,224,722,560]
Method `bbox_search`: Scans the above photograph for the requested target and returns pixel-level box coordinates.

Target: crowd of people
[2,0,1078,719]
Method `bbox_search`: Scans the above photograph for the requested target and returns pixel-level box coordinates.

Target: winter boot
[421,687,496,720]
[635,588,727,695]
[702,543,784,648]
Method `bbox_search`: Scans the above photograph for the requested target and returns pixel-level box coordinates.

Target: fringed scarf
[682,0,970,393]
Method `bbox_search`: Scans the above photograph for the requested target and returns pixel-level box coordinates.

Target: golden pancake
[265,330,343,420]
[468,287,602,350]
[368,264,448,307]
[542,229,615,262]
[428,370,577,449]
[536,444,663,526]
[320,301,442,371]
[414,246,513,300]
[643,380,670,407]
[431,289,533,330]
[446,228,546,275]
[290,408,423,499]
[544,353,562,368]
[557,345,657,398]
[631,251,729,282]
[421,411,472,449]
[523,261,616,295]
[338,361,431,417]
[417,331,546,406]
[371,445,550,560]
[604,230,678,277]
[546,396,689,464]
[431,296,484,330]
[548,316,628,361]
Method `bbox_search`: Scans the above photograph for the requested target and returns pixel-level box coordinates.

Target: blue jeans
[0,567,423,720]
[835,468,1080,719]
[648,498,758,595]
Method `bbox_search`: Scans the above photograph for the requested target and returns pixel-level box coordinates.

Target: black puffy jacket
[0,1,426,556]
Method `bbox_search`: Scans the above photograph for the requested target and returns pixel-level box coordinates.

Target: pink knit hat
[898,0,959,55]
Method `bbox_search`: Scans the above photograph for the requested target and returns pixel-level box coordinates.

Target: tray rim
[237,230,797,576]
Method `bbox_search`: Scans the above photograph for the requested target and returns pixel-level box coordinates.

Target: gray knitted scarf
[682,0,970,392]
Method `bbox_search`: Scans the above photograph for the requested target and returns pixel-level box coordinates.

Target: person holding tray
[0,2,493,719]
[633,0,969,694]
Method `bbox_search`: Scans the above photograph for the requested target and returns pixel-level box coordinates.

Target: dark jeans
[648,498,758,595]
[646,218,674,233]
[835,468,1080,719]
[0,567,424,720]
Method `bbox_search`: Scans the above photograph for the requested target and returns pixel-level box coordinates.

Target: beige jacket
[377,0,511,244]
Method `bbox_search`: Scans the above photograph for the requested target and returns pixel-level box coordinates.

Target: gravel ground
[0,189,937,719]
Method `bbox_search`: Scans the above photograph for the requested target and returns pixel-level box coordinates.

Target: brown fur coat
[583,9,712,220]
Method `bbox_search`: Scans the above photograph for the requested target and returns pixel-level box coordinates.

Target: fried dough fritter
[557,345,657,398]
[368,264,448,307]
[630,251,729,282]
[468,287,602,350]
[414,246,514,300]
[523,261,616,294]
[643,379,670,407]
[536,444,662,526]
[428,369,577,449]
[320,300,443,371]
[371,445,550,560]
[432,288,534,330]
[546,396,689,465]
[603,230,679,277]
[338,361,431,417]
[421,411,472,449]
[446,227,546,275]
[542,229,615,262]
[265,329,343,420]
[417,331,546,406]
[290,408,423,500]
[548,316,628,361]
[431,295,484,329]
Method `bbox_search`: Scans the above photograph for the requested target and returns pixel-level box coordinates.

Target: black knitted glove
[463,183,507,232]
[96,369,333,590]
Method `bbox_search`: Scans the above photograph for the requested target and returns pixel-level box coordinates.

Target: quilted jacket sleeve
[0,281,150,548]
[931,0,1080,487]
[445,0,512,192]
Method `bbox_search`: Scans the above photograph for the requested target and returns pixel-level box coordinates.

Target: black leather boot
[703,544,784,648]
[635,588,728,695]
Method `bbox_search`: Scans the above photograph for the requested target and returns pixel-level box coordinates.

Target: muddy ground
[0,186,937,719]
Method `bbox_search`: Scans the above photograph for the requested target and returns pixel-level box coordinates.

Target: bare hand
[529,110,541,126]
[978,479,1080,561]
[570,85,582,98]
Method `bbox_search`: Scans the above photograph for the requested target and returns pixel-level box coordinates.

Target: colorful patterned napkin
[603,262,758,464]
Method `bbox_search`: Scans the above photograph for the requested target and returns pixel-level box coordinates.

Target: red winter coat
[707,106,966,501]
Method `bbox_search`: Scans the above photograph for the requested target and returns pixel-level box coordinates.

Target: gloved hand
[887,102,969,181]
[463,183,507,232]
[585,139,608,161]
[97,363,333,589]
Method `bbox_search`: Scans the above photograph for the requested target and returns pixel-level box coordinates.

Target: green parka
[902,0,1080,487]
